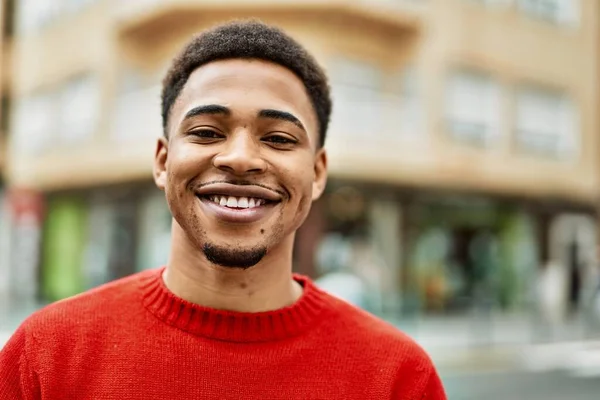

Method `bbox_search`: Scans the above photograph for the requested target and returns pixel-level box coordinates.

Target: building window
[445,70,501,146]
[12,90,58,154]
[16,0,61,34]
[111,66,163,142]
[11,73,99,154]
[16,0,97,34]
[394,66,422,138]
[58,74,100,144]
[62,0,97,13]
[329,57,386,139]
[136,191,171,272]
[515,86,578,158]
[112,85,162,142]
[517,0,579,26]
[471,0,513,7]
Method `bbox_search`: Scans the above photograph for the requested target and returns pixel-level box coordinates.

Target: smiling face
[154,59,327,269]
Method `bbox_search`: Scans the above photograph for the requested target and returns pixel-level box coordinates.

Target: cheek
[295,194,312,222]
[278,160,313,195]
[278,160,315,220]
[166,144,211,193]
[170,147,200,176]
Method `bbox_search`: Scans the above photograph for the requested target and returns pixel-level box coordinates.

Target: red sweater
[0,268,446,399]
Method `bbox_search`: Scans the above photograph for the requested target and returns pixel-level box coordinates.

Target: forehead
[173,59,318,134]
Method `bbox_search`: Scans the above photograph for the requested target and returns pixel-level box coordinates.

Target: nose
[212,131,267,175]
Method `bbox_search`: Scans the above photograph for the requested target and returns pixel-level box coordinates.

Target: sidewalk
[391,313,600,375]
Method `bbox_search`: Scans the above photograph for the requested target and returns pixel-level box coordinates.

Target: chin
[202,241,269,269]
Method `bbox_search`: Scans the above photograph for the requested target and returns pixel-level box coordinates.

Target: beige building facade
[2,1,597,199]
[1,0,598,319]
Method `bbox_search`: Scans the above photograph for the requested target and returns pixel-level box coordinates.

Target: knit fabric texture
[0,268,446,399]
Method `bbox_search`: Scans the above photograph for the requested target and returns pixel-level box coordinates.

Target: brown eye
[263,135,296,145]
[189,129,223,140]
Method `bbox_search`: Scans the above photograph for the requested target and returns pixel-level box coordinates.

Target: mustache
[194,180,286,197]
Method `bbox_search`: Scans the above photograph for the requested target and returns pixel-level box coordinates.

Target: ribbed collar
[139,268,331,343]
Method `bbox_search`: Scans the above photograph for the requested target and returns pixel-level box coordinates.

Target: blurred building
[0,0,598,321]
[0,0,12,310]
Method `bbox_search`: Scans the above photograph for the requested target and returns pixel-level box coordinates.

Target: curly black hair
[161,19,332,147]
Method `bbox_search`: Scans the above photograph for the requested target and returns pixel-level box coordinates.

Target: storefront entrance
[407,198,539,315]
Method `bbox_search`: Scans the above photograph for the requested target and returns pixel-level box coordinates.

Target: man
[0,20,446,399]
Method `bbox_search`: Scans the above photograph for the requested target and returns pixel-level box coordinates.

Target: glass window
[392,66,423,138]
[472,0,513,7]
[117,68,146,95]
[58,74,101,144]
[111,65,163,142]
[329,57,386,139]
[445,70,501,146]
[15,0,96,34]
[111,84,162,142]
[515,86,578,158]
[16,0,62,34]
[15,0,38,34]
[62,0,97,13]
[517,0,579,26]
[136,191,171,272]
[12,90,58,155]
[83,199,114,290]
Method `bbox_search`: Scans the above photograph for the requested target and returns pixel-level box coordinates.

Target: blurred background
[1,0,600,398]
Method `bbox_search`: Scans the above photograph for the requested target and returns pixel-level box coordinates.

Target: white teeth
[209,196,265,208]
[226,196,238,207]
[238,197,249,208]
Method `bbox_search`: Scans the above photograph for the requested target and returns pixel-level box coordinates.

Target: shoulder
[323,293,434,366]
[19,269,157,339]
[318,294,444,396]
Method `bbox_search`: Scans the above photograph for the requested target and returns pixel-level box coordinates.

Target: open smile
[195,183,283,223]
[203,195,271,209]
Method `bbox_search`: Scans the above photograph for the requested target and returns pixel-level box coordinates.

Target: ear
[153,136,169,191]
[312,148,328,201]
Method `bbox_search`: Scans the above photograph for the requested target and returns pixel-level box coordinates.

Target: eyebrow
[182,104,306,132]
[258,109,306,132]
[183,104,230,120]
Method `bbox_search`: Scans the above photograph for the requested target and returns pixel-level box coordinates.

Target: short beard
[203,243,267,269]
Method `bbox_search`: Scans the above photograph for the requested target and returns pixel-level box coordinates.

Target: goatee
[203,243,267,269]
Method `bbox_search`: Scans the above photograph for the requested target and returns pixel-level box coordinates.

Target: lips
[195,182,283,202]
[195,182,283,223]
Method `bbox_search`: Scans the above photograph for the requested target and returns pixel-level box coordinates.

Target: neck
[163,221,303,313]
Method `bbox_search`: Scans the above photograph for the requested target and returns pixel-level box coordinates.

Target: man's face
[154,59,327,269]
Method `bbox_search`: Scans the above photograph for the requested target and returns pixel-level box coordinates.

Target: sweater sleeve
[0,324,40,400]
[420,367,447,400]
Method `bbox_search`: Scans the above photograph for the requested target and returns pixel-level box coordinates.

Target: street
[442,370,600,400]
